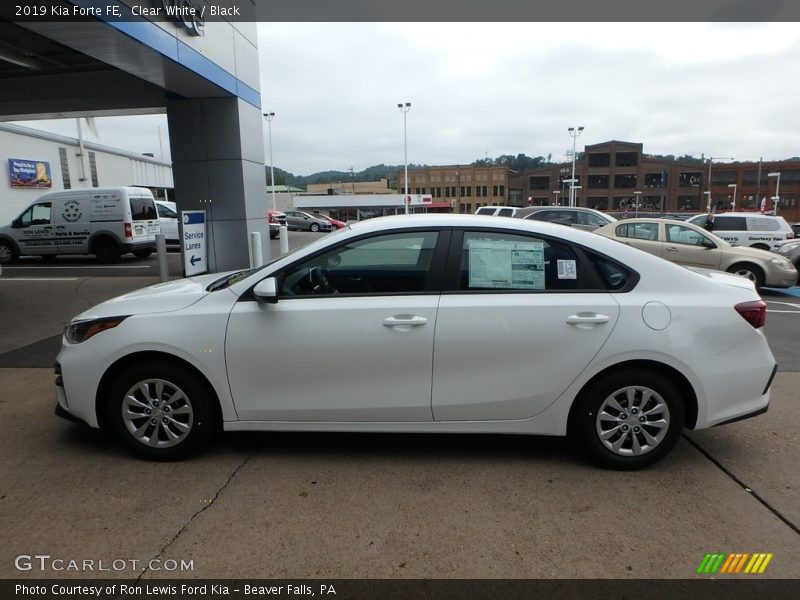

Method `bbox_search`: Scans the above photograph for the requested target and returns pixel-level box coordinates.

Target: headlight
[769,257,795,270]
[65,316,129,344]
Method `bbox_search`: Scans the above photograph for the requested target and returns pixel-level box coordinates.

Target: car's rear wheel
[727,262,764,289]
[571,369,685,470]
[106,362,219,460]
[93,238,121,263]
[0,240,18,264]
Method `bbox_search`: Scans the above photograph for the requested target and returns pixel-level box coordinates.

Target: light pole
[704,191,712,213]
[727,183,737,211]
[263,112,277,211]
[568,126,584,207]
[634,190,642,217]
[705,156,733,212]
[398,102,411,214]
[768,172,781,215]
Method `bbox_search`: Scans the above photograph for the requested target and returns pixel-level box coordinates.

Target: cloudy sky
[15,22,800,174]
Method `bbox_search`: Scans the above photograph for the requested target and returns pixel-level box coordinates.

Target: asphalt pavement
[0,232,798,580]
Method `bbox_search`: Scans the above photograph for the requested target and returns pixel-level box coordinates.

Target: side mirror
[701,237,716,249]
[253,277,278,303]
[11,218,21,228]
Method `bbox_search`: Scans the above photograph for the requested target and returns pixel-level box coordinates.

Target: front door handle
[383,315,428,329]
[665,246,678,252]
[566,313,610,328]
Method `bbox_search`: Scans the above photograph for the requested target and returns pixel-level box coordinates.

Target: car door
[225,228,449,422]
[662,223,722,269]
[431,229,620,421]
[611,222,663,257]
[13,202,54,255]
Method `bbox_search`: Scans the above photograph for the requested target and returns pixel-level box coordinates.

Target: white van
[474,206,521,217]
[0,187,159,263]
[687,212,795,250]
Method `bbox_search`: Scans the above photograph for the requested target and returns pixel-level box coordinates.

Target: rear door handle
[383,315,428,329]
[566,313,610,327]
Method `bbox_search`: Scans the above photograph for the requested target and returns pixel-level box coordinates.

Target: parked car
[594,218,798,289]
[56,214,776,470]
[516,206,616,232]
[474,206,521,217]
[284,210,333,232]
[0,186,158,263]
[312,213,347,229]
[155,200,179,247]
[791,222,800,237]
[686,212,795,250]
[774,239,800,279]
[268,209,287,239]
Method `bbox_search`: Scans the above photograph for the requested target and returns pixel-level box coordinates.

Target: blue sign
[181,210,207,276]
[8,158,52,188]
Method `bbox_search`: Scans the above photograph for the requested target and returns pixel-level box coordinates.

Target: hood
[686,267,756,292]
[71,271,236,321]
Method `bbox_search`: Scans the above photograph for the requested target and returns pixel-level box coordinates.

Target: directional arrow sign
[181,210,207,276]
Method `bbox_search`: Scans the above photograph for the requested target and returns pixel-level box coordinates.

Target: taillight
[787,232,795,239]
[124,222,132,238]
[735,300,766,329]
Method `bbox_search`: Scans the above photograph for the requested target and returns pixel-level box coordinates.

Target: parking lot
[0,231,798,579]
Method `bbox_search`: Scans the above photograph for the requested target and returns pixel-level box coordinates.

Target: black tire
[310,223,320,233]
[0,240,18,264]
[751,243,770,251]
[105,361,220,460]
[133,248,154,259]
[93,238,121,263]
[726,262,764,289]
[570,369,685,470]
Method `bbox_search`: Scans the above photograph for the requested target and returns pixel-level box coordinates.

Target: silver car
[284,210,333,232]
[516,206,616,232]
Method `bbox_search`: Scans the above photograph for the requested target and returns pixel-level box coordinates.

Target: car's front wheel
[571,369,685,470]
[310,223,320,232]
[0,240,18,264]
[106,362,219,460]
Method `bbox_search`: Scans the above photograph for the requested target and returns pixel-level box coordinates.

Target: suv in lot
[474,206,521,217]
[515,206,617,232]
[687,213,795,250]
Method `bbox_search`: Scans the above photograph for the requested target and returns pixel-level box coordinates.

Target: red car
[268,209,287,238]
[313,213,346,229]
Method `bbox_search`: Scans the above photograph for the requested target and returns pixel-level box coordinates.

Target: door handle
[383,315,428,328]
[665,246,678,252]
[566,313,610,327]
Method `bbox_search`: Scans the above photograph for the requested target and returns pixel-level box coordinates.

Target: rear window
[475,207,496,216]
[130,197,157,221]
[747,217,780,231]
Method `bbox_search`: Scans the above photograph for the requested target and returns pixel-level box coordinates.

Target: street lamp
[567,126,584,207]
[727,183,737,211]
[705,156,733,212]
[634,190,642,217]
[398,102,411,215]
[263,112,277,211]
[768,172,781,215]
[704,191,712,212]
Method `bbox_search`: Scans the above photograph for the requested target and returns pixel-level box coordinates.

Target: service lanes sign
[181,210,207,276]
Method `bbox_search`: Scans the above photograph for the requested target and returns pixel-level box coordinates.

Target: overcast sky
[15,22,800,175]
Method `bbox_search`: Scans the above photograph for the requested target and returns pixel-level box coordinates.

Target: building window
[58,147,71,189]
[614,174,637,189]
[644,172,667,188]
[677,195,700,210]
[615,152,638,167]
[588,153,610,167]
[711,171,737,185]
[461,186,472,197]
[529,176,549,190]
[588,175,609,189]
[499,185,505,196]
[679,172,703,188]
[587,197,608,210]
[88,151,99,187]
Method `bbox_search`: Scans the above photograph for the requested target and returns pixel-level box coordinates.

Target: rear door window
[496,208,515,217]
[712,216,747,231]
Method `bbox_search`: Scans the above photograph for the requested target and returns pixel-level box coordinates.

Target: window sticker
[467,239,545,289]
[557,259,577,279]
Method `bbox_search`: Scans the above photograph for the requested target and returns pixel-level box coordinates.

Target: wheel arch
[95,351,223,431]
[567,359,699,434]
[0,234,21,256]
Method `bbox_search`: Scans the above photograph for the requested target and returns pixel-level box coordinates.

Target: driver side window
[20,203,52,227]
[279,231,440,297]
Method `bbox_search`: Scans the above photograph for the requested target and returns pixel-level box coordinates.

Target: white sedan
[55,214,776,469]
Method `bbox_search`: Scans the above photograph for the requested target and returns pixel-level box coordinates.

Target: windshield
[205,225,352,291]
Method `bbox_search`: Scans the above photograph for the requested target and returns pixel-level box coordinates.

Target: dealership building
[0,122,173,226]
